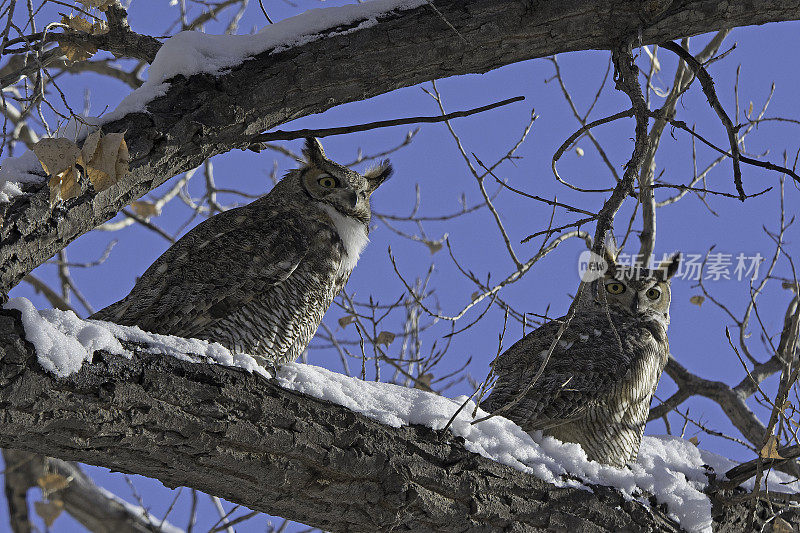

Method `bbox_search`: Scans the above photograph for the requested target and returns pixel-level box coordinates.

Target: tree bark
[0,308,793,532]
[2,0,800,294]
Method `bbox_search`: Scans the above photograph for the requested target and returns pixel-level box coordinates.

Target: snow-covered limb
[2,1,800,295]
[0,302,797,532]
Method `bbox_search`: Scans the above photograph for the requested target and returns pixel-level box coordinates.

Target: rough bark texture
[0,308,795,532]
[2,0,800,294]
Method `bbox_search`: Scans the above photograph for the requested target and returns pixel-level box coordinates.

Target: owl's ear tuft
[364,160,393,193]
[303,137,327,168]
[657,252,681,281]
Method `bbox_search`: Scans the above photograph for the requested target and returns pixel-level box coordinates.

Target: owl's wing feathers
[485,313,659,431]
[92,203,308,338]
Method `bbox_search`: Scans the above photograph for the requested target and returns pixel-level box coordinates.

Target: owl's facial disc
[299,138,392,224]
[301,166,369,221]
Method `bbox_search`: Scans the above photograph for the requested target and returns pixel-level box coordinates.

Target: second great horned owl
[92,138,392,365]
[482,252,680,467]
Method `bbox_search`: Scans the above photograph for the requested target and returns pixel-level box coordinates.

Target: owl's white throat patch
[319,203,369,275]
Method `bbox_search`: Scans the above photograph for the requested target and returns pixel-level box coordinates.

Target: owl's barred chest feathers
[205,205,368,363]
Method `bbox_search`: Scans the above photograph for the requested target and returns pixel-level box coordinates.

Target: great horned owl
[482,251,680,467]
[92,138,392,365]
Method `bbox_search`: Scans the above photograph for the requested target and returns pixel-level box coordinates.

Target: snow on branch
[1,299,798,532]
[2,1,800,295]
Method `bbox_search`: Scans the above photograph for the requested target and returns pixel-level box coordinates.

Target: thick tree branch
[0,308,790,532]
[2,0,800,294]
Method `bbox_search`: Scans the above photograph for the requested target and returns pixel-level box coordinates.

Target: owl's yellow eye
[606,282,625,295]
[317,176,338,188]
[646,287,662,300]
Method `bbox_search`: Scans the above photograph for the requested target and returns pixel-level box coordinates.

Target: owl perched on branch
[482,251,680,467]
[92,138,392,365]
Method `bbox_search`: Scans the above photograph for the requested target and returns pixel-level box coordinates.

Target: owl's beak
[630,298,640,313]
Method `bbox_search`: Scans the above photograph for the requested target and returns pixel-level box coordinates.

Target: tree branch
[2,0,800,294]
[0,308,790,532]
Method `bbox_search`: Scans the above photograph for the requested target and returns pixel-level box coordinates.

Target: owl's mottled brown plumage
[482,252,680,467]
[91,138,392,365]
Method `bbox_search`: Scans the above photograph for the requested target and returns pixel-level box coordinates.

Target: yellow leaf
[59,166,82,201]
[130,200,160,218]
[771,516,794,533]
[34,500,64,527]
[61,14,93,34]
[689,295,705,307]
[61,14,108,35]
[688,436,699,446]
[760,435,783,460]
[32,138,81,176]
[81,129,102,162]
[59,40,97,62]
[48,165,84,205]
[575,147,584,157]
[414,373,433,390]
[375,331,395,347]
[36,473,70,493]
[338,315,355,328]
[84,132,129,192]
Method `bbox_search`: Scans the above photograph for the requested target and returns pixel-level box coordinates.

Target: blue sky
[3,1,800,531]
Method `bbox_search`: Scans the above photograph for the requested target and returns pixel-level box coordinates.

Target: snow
[7,296,799,532]
[277,363,799,532]
[105,0,426,122]
[0,150,44,203]
[0,0,425,203]
[98,487,184,533]
[5,297,268,379]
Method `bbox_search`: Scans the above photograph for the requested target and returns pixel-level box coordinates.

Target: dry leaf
[471,292,481,302]
[425,240,443,255]
[58,166,82,201]
[130,200,160,218]
[375,331,395,347]
[37,473,70,493]
[414,373,434,390]
[83,132,129,192]
[783,400,793,413]
[62,14,93,33]
[34,499,64,527]
[33,138,81,176]
[48,165,83,204]
[61,14,108,34]
[782,281,798,293]
[688,436,699,446]
[575,147,584,157]
[338,315,356,328]
[770,516,794,533]
[689,295,705,307]
[60,40,97,62]
[81,129,102,162]
[760,435,783,459]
